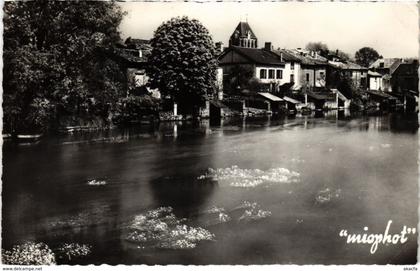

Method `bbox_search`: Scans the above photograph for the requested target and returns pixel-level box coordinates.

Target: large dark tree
[223,65,254,93]
[148,16,217,115]
[355,47,380,67]
[3,1,126,134]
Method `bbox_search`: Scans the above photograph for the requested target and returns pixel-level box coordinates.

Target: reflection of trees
[148,126,218,217]
[149,176,217,218]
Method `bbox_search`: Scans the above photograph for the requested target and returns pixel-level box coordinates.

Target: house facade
[390,60,419,95]
[369,58,402,92]
[272,49,302,90]
[286,49,328,89]
[218,46,287,93]
[368,71,383,91]
[328,60,368,89]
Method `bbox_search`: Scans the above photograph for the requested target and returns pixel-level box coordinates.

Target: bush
[114,95,159,124]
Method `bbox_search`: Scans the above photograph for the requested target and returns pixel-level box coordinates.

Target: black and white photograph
[1,0,419,268]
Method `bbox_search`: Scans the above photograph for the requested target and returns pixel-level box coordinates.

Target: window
[276,70,283,79]
[268,69,275,79]
[291,62,295,70]
[290,74,294,82]
[260,69,267,79]
[306,73,310,82]
[379,62,384,68]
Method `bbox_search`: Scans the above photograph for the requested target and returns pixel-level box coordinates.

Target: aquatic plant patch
[87,178,107,186]
[201,206,232,226]
[315,188,342,204]
[2,242,56,265]
[235,201,272,221]
[201,202,271,225]
[56,243,91,261]
[199,165,300,187]
[44,205,110,230]
[125,207,214,249]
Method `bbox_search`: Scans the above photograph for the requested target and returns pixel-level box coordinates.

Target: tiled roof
[368,71,382,77]
[307,90,336,101]
[328,60,367,70]
[258,92,284,101]
[227,46,285,65]
[370,58,418,74]
[392,62,419,75]
[369,58,401,69]
[272,49,301,62]
[283,96,300,104]
[366,89,398,99]
[285,49,328,66]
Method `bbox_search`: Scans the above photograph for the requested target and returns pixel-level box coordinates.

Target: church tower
[228,22,258,49]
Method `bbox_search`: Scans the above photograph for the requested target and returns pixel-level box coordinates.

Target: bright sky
[118,2,419,58]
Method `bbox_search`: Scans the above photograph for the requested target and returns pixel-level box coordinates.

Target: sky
[118,2,419,58]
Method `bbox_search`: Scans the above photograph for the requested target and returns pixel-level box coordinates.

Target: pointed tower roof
[230,22,257,40]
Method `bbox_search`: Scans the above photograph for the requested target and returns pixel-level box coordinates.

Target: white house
[368,71,383,91]
[218,45,292,93]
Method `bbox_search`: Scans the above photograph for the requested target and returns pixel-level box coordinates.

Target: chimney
[280,52,283,62]
[264,42,272,51]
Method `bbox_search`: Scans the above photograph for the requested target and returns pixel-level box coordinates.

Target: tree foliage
[305,42,329,55]
[224,65,254,92]
[148,16,217,115]
[334,50,351,61]
[355,47,380,67]
[3,0,126,134]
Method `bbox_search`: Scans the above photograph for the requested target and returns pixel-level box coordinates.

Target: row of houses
[217,21,418,112]
[113,21,418,118]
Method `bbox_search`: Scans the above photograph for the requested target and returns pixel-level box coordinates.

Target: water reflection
[2,111,418,265]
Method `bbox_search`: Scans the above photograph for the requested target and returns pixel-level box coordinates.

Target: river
[2,111,419,265]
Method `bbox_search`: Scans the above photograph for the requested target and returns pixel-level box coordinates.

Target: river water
[2,111,419,265]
